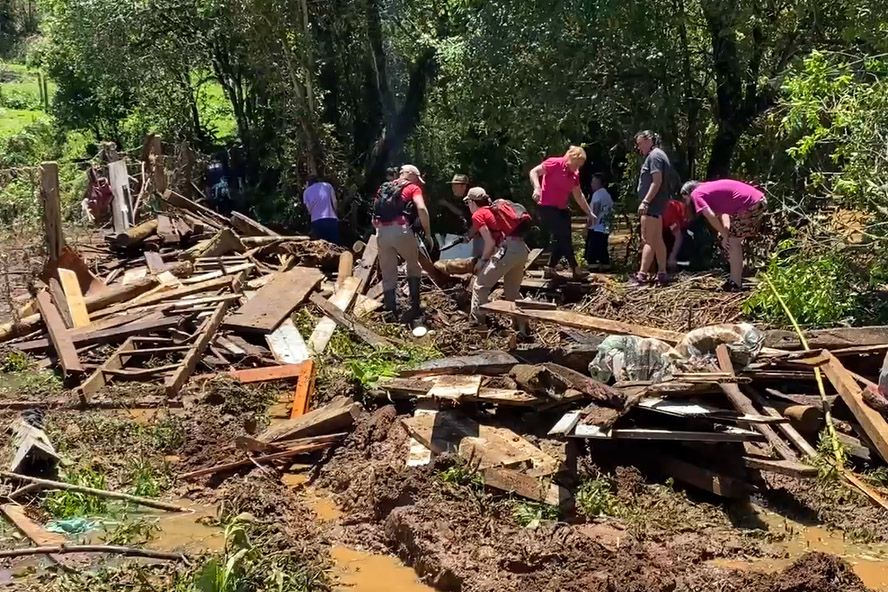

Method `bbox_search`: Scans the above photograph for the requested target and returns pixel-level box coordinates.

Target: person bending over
[680,179,767,292]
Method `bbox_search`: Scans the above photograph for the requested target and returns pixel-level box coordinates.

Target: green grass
[0,106,47,138]
[196,77,237,140]
[44,466,110,519]
[0,60,52,140]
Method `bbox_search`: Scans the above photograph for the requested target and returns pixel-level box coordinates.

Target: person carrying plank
[680,178,767,292]
[464,187,532,333]
[373,164,433,320]
[529,146,595,280]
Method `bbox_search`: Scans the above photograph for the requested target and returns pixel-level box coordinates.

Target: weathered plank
[820,352,888,464]
[144,251,168,275]
[165,300,231,396]
[1,503,85,569]
[746,387,820,458]
[337,251,354,290]
[401,351,519,378]
[108,159,132,232]
[48,277,73,328]
[309,293,392,349]
[78,337,138,399]
[40,162,64,263]
[225,267,323,333]
[637,397,787,424]
[571,424,766,442]
[35,291,82,374]
[308,276,360,355]
[112,220,158,248]
[290,359,316,419]
[740,456,818,479]
[765,326,888,351]
[716,345,799,462]
[58,268,90,328]
[481,467,573,507]
[266,319,309,364]
[160,189,230,226]
[353,234,378,294]
[15,316,184,352]
[427,375,482,400]
[653,456,750,499]
[258,396,361,443]
[544,363,626,407]
[480,300,683,343]
[230,211,279,237]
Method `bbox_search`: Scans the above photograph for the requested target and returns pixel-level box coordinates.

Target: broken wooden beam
[165,300,231,396]
[258,396,361,443]
[58,268,90,328]
[400,351,519,378]
[481,467,573,507]
[230,211,279,237]
[353,234,378,294]
[308,276,360,355]
[111,220,158,248]
[480,300,683,343]
[290,359,316,419]
[14,316,184,353]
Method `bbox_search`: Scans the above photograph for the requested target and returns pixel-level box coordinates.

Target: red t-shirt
[538,157,579,209]
[471,207,504,245]
[662,200,688,233]
[400,183,423,203]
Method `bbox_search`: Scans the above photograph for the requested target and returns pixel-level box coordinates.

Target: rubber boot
[407,276,422,321]
[383,289,398,320]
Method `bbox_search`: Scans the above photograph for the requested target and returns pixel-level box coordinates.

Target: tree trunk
[361,48,436,197]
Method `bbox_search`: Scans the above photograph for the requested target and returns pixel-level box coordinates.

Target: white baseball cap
[400,164,426,185]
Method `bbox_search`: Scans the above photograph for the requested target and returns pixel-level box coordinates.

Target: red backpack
[489,199,532,237]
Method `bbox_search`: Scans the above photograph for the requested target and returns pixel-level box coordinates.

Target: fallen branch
[179,437,342,480]
[0,545,186,562]
[0,472,189,512]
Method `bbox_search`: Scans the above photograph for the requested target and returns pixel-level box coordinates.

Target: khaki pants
[377,224,422,291]
[471,237,528,325]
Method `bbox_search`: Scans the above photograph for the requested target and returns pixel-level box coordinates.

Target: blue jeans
[311,218,340,245]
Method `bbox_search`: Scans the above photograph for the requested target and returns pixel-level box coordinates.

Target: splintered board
[224,267,323,333]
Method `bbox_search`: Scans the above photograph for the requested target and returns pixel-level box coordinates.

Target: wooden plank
[188,228,245,259]
[112,220,158,248]
[741,456,817,478]
[654,456,749,499]
[224,267,323,333]
[108,159,132,232]
[353,294,383,318]
[290,360,316,419]
[122,267,148,286]
[99,275,232,316]
[524,248,544,271]
[481,467,572,507]
[716,345,799,462]
[182,263,254,285]
[35,291,82,374]
[196,364,304,383]
[765,326,888,351]
[266,320,309,364]
[353,234,378,294]
[427,375,482,400]
[78,337,137,399]
[308,293,392,349]
[181,436,341,480]
[15,316,184,352]
[401,351,518,378]
[40,162,64,263]
[58,268,90,328]
[230,211,279,237]
[308,276,361,355]
[337,251,354,290]
[820,351,888,464]
[258,396,361,443]
[156,215,179,244]
[144,252,168,274]
[637,397,788,424]
[165,300,231,396]
[571,424,766,442]
[160,189,230,226]
[480,300,683,343]
[745,387,819,459]
[48,277,73,328]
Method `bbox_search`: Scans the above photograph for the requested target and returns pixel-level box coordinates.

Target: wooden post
[149,135,166,194]
[40,162,63,265]
[108,159,132,232]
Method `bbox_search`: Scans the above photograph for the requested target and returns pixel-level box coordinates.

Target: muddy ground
[0,251,886,590]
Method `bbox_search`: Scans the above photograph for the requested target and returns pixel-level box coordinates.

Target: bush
[743,240,863,328]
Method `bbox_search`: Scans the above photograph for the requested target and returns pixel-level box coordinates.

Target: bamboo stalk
[0,472,189,512]
[0,545,186,562]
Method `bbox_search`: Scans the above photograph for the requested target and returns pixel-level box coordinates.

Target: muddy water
[330,546,435,592]
[709,508,888,590]
[127,500,224,554]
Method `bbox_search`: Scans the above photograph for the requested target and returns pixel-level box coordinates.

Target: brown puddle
[331,546,435,592]
[282,475,343,522]
[709,508,888,590]
[123,499,224,555]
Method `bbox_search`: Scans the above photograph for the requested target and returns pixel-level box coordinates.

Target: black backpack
[373,179,415,223]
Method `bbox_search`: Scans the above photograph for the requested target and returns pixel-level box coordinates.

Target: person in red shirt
[529,146,595,280]
[465,187,530,333]
[660,199,690,271]
[372,165,433,320]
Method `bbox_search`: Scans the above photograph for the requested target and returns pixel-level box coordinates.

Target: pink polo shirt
[538,157,579,209]
[691,179,764,216]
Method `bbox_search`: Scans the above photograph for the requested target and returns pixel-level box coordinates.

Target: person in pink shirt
[680,178,767,292]
[529,146,595,280]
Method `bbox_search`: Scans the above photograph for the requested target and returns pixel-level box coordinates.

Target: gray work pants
[377,224,422,291]
[471,237,529,326]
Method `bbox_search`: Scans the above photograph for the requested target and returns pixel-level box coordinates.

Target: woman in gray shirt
[632,130,672,286]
